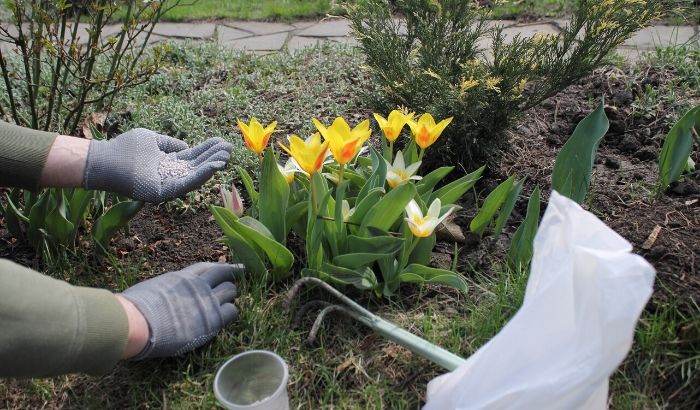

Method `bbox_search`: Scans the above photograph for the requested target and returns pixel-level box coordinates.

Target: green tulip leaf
[470,175,516,236]
[399,264,468,293]
[551,99,609,203]
[428,165,485,205]
[493,177,525,239]
[508,186,541,272]
[361,183,416,233]
[659,104,700,189]
[237,165,259,204]
[93,200,144,254]
[304,263,378,290]
[259,148,290,243]
[416,166,453,196]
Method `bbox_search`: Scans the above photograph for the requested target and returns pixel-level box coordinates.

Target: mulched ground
[492,66,699,308]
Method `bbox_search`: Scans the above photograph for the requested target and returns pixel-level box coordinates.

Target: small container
[214,350,290,410]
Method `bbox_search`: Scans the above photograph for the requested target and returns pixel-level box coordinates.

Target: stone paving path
[2,17,698,60]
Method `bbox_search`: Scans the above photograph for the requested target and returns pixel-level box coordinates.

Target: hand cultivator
[285,276,466,371]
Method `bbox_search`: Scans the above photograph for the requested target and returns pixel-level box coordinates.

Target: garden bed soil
[1,65,698,408]
[491,66,699,308]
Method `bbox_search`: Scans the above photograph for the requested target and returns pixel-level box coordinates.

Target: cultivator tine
[290,300,333,330]
[307,304,355,345]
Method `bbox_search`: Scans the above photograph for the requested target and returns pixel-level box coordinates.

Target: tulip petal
[373,113,388,128]
[405,199,423,220]
[427,198,442,219]
[312,118,330,140]
[405,160,421,176]
[394,150,406,170]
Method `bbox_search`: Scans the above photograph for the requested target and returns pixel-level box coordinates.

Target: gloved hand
[83,128,234,202]
[120,262,244,360]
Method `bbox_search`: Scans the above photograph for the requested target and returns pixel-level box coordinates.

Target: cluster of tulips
[236,110,455,239]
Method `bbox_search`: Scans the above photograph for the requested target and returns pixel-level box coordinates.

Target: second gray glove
[83,128,233,202]
[120,262,244,360]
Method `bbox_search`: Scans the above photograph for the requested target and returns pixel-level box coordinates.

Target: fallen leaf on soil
[382,344,409,360]
[218,254,227,262]
[436,215,466,243]
[685,199,698,206]
[336,357,354,372]
[642,225,662,250]
[82,112,107,139]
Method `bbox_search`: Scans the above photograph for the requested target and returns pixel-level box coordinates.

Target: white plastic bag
[424,191,654,410]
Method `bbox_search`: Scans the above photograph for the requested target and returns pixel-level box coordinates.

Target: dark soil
[487,66,699,309]
[0,204,229,279]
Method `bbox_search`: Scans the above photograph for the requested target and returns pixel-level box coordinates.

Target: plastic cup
[214,350,290,410]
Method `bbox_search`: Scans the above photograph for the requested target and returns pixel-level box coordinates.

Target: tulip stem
[310,176,318,213]
[338,164,345,185]
[257,153,263,166]
[389,141,394,162]
[401,236,422,268]
[418,148,425,161]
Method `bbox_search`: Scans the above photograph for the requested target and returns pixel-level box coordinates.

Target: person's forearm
[0,259,130,378]
[39,134,89,187]
[116,295,149,359]
[0,121,59,190]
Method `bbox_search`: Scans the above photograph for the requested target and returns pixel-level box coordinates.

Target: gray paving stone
[287,35,325,50]
[0,40,12,53]
[100,24,125,39]
[615,46,647,62]
[224,21,294,35]
[129,31,169,46]
[217,25,250,43]
[151,22,216,39]
[292,21,317,29]
[484,19,518,29]
[391,18,407,35]
[550,19,571,30]
[329,36,359,47]
[624,25,697,49]
[297,19,352,37]
[226,32,288,51]
[499,23,560,42]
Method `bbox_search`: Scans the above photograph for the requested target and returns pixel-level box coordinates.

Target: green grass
[489,0,574,19]
[624,45,700,131]
[116,0,333,22]
[1,245,524,408]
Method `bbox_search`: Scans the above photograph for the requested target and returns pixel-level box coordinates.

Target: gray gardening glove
[120,262,244,360]
[83,128,234,202]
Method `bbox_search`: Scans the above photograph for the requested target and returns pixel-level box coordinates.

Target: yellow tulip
[373,110,413,142]
[237,117,277,154]
[312,117,371,165]
[278,133,329,176]
[407,113,453,150]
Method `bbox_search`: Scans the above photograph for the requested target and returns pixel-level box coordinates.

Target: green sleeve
[0,259,129,378]
[0,121,59,191]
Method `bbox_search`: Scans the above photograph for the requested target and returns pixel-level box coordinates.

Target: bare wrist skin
[116,295,150,360]
[39,135,90,188]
